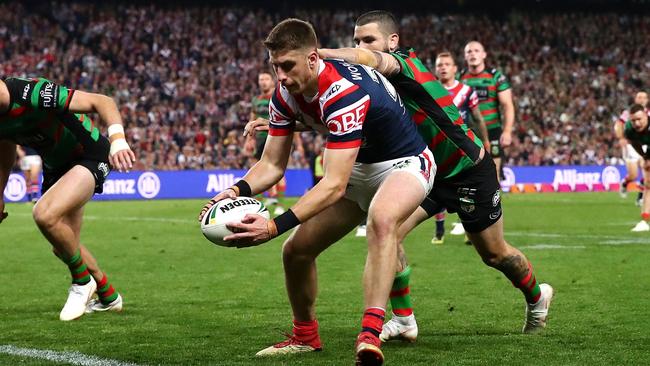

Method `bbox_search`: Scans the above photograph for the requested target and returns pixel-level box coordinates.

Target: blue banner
[3,169,314,202]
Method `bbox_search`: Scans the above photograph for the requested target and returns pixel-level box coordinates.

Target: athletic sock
[360,307,385,340]
[97,273,119,304]
[390,266,413,316]
[292,319,321,347]
[512,262,542,304]
[65,250,91,285]
[436,214,445,238]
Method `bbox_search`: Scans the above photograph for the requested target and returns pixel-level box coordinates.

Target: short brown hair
[263,18,317,52]
[630,103,646,114]
[436,51,456,65]
[356,10,399,35]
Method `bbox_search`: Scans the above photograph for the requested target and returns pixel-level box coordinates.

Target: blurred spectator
[1,2,647,169]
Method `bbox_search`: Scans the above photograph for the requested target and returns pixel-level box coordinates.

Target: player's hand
[109,147,136,173]
[224,214,275,248]
[198,188,238,222]
[243,118,270,137]
[500,131,512,147]
[483,140,491,154]
[0,200,7,224]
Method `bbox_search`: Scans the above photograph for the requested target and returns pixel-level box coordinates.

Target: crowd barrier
[3,165,640,202]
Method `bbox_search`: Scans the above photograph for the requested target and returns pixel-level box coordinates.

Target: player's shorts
[254,134,268,160]
[344,148,435,212]
[42,160,111,195]
[488,127,505,159]
[20,155,42,171]
[623,144,642,163]
[420,156,501,233]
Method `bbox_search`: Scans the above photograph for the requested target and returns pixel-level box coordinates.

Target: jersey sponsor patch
[325,95,370,136]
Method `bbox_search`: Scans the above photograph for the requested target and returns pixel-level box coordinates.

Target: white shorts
[344,148,436,212]
[623,144,642,163]
[20,155,42,171]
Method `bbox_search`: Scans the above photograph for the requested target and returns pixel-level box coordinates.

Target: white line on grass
[0,345,142,366]
[519,244,586,250]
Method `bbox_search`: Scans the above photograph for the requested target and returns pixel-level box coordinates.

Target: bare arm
[318,48,401,76]
[68,90,135,172]
[470,105,491,150]
[241,133,294,194]
[498,89,515,147]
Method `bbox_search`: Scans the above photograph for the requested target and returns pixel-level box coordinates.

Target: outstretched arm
[318,48,401,76]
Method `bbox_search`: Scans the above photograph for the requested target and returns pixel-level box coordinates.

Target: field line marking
[0,344,142,366]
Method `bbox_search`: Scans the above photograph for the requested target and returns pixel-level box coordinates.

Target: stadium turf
[1,192,649,365]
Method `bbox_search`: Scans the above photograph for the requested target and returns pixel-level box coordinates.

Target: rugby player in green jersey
[0,77,135,321]
[460,41,515,183]
[318,11,553,348]
[623,104,650,232]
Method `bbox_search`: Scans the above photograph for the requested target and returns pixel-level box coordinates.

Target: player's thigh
[35,165,95,222]
[284,198,365,259]
[626,159,639,178]
[368,171,427,233]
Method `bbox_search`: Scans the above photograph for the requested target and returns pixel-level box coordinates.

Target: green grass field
[1,192,649,365]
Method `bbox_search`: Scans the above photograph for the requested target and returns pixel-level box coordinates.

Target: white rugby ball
[201,197,270,247]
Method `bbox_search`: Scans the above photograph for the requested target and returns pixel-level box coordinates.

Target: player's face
[258,73,274,93]
[630,110,649,132]
[269,48,318,94]
[353,23,390,52]
[435,56,457,83]
[464,42,486,68]
[634,92,648,107]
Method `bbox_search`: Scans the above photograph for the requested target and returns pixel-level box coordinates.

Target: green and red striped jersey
[459,67,511,130]
[389,48,484,179]
[251,92,271,138]
[0,77,108,171]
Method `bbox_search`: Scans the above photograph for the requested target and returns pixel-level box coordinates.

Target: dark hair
[630,103,646,115]
[355,10,399,35]
[263,18,317,52]
[436,51,456,65]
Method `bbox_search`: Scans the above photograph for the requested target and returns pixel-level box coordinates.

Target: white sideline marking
[0,345,141,366]
[13,213,195,224]
[519,244,586,250]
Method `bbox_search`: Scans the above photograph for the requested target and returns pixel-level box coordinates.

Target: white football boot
[273,206,286,216]
[256,336,322,356]
[379,313,418,342]
[631,220,650,232]
[85,293,123,314]
[523,283,554,334]
[449,222,466,236]
[355,225,367,237]
[59,277,97,321]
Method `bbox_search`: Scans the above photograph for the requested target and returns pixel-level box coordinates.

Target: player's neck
[469,64,486,74]
[261,89,273,98]
[442,79,457,88]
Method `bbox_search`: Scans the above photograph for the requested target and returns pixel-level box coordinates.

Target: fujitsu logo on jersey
[326,95,370,135]
[40,82,56,108]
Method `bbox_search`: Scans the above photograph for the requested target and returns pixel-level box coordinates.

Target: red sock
[642,212,650,222]
[360,307,385,341]
[293,319,321,348]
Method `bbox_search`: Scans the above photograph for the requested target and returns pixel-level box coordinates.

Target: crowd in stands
[1,1,648,170]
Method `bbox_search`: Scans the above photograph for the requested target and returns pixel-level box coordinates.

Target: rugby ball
[201,197,270,247]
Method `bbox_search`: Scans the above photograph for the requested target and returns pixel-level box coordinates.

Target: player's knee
[32,202,59,230]
[282,237,315,263]
[367,214,398,243]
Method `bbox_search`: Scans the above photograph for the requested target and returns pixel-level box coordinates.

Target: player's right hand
[198,188,238,222]
[243,118,270,137]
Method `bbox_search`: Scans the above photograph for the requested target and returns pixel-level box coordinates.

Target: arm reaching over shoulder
[318,48,401,76]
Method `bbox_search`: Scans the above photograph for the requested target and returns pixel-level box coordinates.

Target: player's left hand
[224,214,276,248]
[109,147,136,173]
[500,131,512,147]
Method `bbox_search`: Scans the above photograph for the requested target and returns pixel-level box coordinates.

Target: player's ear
[388,33,399,52]
[307,50,318,70]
